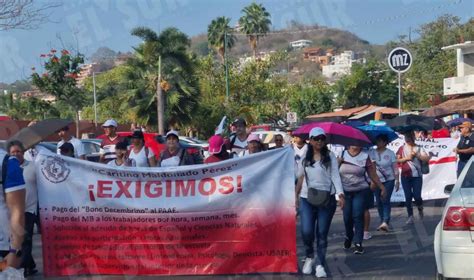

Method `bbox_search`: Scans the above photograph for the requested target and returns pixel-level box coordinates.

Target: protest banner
[387,137,457,202]
[35,148,297,277]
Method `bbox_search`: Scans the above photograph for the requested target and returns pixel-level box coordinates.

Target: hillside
[191,23,385,59]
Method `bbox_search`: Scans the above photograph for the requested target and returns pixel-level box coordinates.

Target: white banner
[35,147,297,277]
[387,137,457,202]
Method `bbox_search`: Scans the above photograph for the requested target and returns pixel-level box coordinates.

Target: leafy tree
[207,16,236,62]
[238,2,272,57]
[31,49,86,136]
[289,80,334,119]
[129,26,200,130]
[334,59,398,108]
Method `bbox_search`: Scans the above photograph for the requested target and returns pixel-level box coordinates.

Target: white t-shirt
[369,148,397,182]
[296,152,344,199]
[293,143,308,167]
[24,145,51,162]
[57,137,85,158]
[128,146,155,167]
[21,160,37,214]
[107,158,136,167]
[230,135,248,156]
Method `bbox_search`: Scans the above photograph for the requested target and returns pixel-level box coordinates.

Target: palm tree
[207,16,236,62]
[129,26,200,131]
[238,2,272,57]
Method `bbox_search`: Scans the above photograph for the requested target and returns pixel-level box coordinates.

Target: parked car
[434,157,474,279]
[81,139,101,162]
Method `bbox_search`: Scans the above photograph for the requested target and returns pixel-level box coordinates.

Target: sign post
[287,112,297,124]
[388,47,412,115]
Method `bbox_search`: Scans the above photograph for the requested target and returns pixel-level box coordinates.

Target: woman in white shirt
[369,134,399,232]
[128,130,156,167]
[295,128,345,278]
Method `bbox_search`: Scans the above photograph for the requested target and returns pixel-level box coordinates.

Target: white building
[442,41,474,96]
[322,51,354,79]
[290,40,312,49]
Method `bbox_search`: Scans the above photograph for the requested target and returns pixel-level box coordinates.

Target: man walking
[455,121,474,177]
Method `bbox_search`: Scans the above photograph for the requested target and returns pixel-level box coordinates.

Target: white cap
[102,119,118,127]
[309,127,326,138]
[166,130,179,138]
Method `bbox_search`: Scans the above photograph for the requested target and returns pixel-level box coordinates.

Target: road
[30,199,445,280]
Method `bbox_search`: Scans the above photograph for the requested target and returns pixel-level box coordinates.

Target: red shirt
[100,136,124,162]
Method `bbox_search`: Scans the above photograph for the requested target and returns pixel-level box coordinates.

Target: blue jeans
[299,196,337,267]
[401,176,423,217]
[457,160,468,178]
[374,180,395,224]
[343,188,370,245]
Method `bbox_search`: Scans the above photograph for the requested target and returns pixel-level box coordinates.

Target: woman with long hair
[295,128,344,278]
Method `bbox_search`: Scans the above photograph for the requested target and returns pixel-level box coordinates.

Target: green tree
[31,49,86,136]
[129,26,200,130]
[289,80,334,119]
[334,59,398,108]
[238,2,272,57]
[207,16,236,62]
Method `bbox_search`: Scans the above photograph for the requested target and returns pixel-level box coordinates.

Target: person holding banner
[128,130,156,167]
[239,134,263,156]
[295,127,344,278]
[158,130,195,167]
[108,142,136,167]
[0,143,26,271]
[369,134,399,232]
[397,131,430,224]
[204,135,230,163]
[339,145,385,254]
[8,141,38,277]
[227,118,249,157]
[99,119,125,163]
[454,121,474,177]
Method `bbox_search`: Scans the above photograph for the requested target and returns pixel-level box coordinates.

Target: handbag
[304,161,332,207]
[420,160,430,174]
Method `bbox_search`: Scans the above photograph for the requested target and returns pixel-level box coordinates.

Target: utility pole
[157,55,165,135]
[224,31,230,101]
[92,71,98,128]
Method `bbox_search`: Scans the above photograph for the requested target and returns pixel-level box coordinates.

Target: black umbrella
[4,119,73,150]
[385,114,435,132]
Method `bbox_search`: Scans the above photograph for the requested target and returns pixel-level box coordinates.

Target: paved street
[30,199,445,280]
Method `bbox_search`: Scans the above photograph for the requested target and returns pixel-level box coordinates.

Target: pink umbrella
[294,122,372,147]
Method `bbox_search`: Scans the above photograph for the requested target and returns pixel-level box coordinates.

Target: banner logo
[41,156,71,183]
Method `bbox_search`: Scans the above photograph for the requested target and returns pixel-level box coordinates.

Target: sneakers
[363,231,372,240]
[418,206,424,219]
[377,222,389,232]
[343,238,351,249]
[406,216,414,225]
[302,257,314,274]
[354,243,365,254]
[315,265,327,278]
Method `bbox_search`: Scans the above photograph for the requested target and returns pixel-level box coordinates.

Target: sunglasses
[311,136,326,142]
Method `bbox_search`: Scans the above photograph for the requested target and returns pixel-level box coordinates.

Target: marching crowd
[0,117,473,278]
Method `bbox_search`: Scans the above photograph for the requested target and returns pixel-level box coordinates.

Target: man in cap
[99,119,124,163]
[454,121,474,177]
[56,126,85,159]
[227,118,249,157]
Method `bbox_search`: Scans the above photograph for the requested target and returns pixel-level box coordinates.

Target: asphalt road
[29,199,445,280]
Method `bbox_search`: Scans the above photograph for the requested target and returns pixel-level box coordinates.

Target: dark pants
[343,188,370,245]
[375,180,395,224]
[401,176,423,217]
[457,160,468,178]
[21,212,37,270]
[299,196,337,267]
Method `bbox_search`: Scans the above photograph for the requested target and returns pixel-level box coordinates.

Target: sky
[0,0,472,83]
